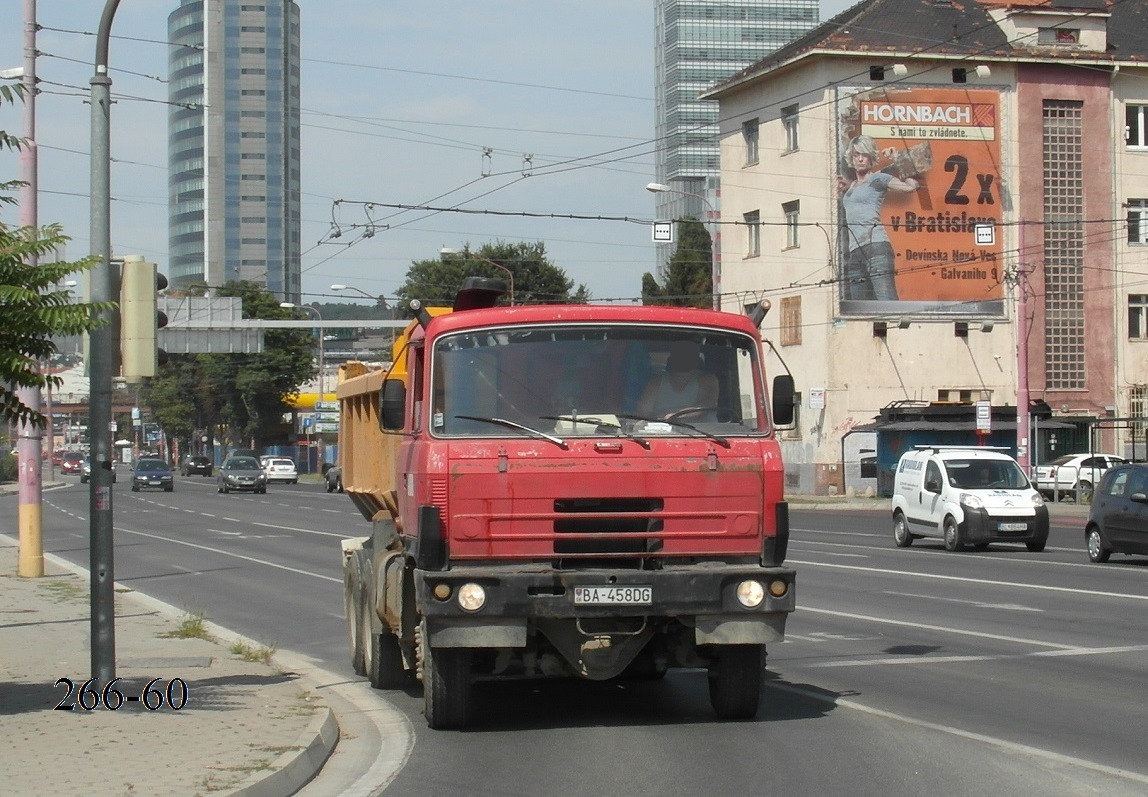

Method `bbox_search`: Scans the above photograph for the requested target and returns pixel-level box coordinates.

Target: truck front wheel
[365,617,407,689]
[345,570,364,676]
[419,622,472,729]
[708,644,762,720]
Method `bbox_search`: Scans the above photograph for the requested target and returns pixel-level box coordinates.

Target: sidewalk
[0,535,338,797]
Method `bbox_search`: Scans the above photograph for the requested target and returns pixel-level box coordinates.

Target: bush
[0,452,17,483]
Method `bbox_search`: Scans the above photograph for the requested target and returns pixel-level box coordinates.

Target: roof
[703,0,1147,99]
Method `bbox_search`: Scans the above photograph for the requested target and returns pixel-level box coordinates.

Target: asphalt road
[19,478,1148,796]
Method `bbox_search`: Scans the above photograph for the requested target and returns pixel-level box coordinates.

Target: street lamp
[647,181,720,310]
[439,247,515,305]
[330,283,387,306]
[280,303,325,401]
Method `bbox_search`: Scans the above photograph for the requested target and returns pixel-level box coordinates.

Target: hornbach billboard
[835,86,1004,317]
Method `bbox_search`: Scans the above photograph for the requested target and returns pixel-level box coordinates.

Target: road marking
[883,590,1043,612]
[763,680,1148,786]
[799,606,1077,649]
[790,559,1148,601]
[115,526,342,583]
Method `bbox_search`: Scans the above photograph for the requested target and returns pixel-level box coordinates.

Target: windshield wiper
[454,415,568,449]
[616,414,730,448]
[538,415,651,450]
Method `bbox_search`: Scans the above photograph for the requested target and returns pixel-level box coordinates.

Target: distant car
[324,464,343,493]
[60,451,85,475]
[217,455,268,494]
[80,458,117,483]
[1033,453,1127,502]
[1085,463,1148,563]
[261,456,298,485]
[130,457,174,492]
[180,455,214,477]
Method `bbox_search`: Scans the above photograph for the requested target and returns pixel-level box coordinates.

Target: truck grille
[552,497,665,567]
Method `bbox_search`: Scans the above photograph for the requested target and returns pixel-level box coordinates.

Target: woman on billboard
[836,134,921,301]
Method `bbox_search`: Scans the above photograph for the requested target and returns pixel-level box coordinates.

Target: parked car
[60,451,85,475]
[130,457,174,492]
[324,464,343,493]
[180,455,214,477]
[80,458,117,483]
[890,445,1048,552]
[260,456,298,485]
[217,455,268,494]
[1032,453,1127,502]
[1085,463,1148,563]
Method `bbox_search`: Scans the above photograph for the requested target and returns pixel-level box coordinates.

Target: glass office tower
[168,0,302,300]
[653,0,819,271]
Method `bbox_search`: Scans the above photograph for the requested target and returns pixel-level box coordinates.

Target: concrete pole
[89,0,121,682]
[16,0,43,578]
[1015,224,1031,475]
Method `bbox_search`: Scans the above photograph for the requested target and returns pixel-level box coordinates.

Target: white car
[890,445,1048,552]
[1032,453,1127,502]
[261,456,298,484]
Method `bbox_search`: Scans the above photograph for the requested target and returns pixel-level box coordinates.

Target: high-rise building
[168,0,302,300]
[652,0,820,285]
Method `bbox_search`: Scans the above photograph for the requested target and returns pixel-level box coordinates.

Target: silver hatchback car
[217,455,268,494]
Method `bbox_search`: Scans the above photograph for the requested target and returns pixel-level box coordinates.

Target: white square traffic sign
[652,221,674,244]
[974,223,995,246]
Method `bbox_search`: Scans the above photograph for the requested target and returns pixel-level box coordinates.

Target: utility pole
[16,0,43,578]
[89,0,122,682]
[1015,223,1031,475]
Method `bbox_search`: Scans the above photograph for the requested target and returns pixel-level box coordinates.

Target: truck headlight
[457,583,486,612]
[735,580,765,608]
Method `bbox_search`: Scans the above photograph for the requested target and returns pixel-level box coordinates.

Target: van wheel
[943,517,963,551]
[892,512,913,548]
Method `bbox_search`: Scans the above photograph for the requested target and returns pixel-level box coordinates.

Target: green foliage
[141,281,314,452]
[0,450,16,483]
[399,241,590,308]
[641,217,712,308]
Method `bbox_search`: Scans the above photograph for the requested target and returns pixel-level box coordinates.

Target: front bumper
[960,505,1050,544]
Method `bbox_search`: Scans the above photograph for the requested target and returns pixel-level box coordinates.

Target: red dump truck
[339,278,796,728]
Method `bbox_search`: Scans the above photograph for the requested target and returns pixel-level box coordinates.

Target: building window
[742,118,759,166]
[744,210,760,257]
[1037,27,1079,45]
[782,104,799,153]
[1130,295,1148,339]
[783,200,800,249]
[1128,199,1148,244]
[1131,386,1148,439]
[780,296,801,346]
[1043,100,1085,390]
[1129,105,1148,149]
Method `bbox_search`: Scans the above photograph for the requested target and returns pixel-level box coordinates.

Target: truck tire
[708,645,762,720]
[345,570,365,676]
[367,625,407,689]
[419,621,472,729]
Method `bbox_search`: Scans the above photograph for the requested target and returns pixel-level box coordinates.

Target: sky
[0,0,856,307]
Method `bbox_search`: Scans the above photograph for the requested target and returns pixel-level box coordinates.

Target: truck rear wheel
[419,622,472,729]
[708,645,762,720]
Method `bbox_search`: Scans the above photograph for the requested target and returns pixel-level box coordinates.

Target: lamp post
[646,181,720,311]
[330,283,387,306]
[280,302,325,400]
[439,247,515,304]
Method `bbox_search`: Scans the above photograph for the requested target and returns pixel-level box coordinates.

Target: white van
[890,446,1049,552]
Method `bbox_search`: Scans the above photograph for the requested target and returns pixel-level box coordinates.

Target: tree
[641,217,712,308]
[0,83,108,428]
[398,241,590,308]
[141,281,314,452]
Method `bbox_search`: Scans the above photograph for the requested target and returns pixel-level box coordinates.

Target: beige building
[702,0,1148,494]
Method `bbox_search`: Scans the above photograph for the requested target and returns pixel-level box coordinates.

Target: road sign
[975,400,991,432]
[652,221,674,244]
[974,223,995,246]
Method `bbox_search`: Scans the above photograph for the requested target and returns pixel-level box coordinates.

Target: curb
[232,706,340,797]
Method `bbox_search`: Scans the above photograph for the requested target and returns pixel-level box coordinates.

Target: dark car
[1085,463,1148,563]
[324,464,343,493]
[180,455,214,477]
[217,455,268,494]
[130,457,174,492]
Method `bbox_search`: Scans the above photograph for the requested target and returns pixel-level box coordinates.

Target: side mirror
[771,374,795,427]
[380,379,406,430]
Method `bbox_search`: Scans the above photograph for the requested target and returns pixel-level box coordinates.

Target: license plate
[573,586,652,605]
[998,522,1027,531]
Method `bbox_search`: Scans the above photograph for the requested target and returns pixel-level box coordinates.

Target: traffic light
[120,255,168,382]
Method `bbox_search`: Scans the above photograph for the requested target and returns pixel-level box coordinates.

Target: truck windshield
[430,325,767,438]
